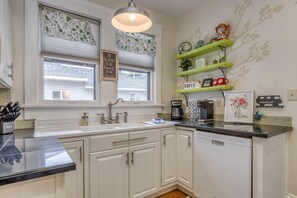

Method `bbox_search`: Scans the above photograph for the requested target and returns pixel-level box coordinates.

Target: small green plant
[179,58,192,71]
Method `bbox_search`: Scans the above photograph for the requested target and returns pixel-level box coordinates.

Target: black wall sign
[100,49,118,81]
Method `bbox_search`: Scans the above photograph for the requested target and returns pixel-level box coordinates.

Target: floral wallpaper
[41,7,96,46]
[188,0,284,76]
[115,30,156,57]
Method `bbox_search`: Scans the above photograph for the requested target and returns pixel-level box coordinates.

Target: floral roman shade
[41,7,96,46]
[115,31,156,57]
[39,5,100,60]
[116,31,156,69]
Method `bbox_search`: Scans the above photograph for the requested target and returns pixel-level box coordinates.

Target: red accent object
[215,23,230,40]
[213,77,228,86]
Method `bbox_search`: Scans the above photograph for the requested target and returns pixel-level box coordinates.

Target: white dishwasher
[194,131,252,198]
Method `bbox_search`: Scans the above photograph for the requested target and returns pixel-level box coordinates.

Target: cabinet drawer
[90,133,129,152]
[129,129,159,146]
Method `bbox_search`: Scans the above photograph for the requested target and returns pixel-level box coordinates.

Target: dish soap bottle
[81,112,89,126]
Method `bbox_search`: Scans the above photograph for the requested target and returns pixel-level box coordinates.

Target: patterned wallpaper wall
[0,89,34,129]
[187,0,284,76]
[0,89,11,105]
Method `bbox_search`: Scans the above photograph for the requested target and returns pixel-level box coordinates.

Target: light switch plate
[287,89,297,101]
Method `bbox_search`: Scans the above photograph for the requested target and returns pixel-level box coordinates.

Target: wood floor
[156,189,190,198]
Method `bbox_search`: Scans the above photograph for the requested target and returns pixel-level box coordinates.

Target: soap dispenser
[81,112,89,126]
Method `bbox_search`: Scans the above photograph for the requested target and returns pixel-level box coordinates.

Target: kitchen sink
[80,122,150,131]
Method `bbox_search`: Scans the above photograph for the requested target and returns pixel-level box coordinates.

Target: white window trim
[24,0,163,120]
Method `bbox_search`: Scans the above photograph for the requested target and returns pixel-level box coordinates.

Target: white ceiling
[90,0,207,18]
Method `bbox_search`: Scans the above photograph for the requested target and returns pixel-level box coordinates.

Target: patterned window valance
[41,7,96,46]
[115,31,156,57]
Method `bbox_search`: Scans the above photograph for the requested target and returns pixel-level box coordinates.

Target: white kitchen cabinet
[0,0,13,88]
[129,142,160,198]
[62,141,84,198]
[0,175,66,198]
[89,129,160,198]
[90,148,129,198]
[176,129,194,189]
[161,128,177,186]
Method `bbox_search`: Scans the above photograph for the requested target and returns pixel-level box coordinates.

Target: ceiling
[90,0,207,18]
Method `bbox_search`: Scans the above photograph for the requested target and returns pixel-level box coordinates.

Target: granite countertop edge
[0,162,76,186]
[175,122,293,138]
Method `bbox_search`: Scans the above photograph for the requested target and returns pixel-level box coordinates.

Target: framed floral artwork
[224,90,254,123]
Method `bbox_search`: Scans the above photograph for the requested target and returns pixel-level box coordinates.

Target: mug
[213,77,228,86]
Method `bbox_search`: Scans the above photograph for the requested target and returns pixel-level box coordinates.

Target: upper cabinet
[0,0,13,88]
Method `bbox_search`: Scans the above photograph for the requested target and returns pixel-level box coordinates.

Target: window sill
[23,104,165,109]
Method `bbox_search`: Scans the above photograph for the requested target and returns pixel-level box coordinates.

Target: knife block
[0,122,15,134]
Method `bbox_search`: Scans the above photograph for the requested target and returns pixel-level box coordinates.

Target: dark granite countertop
[0,129,75,186]
[175,121,293,138]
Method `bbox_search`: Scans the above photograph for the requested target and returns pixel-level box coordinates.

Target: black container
[171,100,183,120]
[198,100,214,121]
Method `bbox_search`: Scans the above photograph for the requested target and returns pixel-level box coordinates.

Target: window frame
[117,66,154,104]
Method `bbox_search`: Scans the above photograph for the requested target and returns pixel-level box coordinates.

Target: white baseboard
[287,193,297,198]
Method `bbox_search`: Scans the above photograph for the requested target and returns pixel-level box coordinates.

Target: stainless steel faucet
[107,98,124,124]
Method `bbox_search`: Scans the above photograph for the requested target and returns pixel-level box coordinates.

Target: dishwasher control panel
[195,131,252,147]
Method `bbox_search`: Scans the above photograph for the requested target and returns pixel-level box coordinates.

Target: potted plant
[179,58,192,71]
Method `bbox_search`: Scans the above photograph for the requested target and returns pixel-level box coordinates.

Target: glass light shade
[111,1,152,33]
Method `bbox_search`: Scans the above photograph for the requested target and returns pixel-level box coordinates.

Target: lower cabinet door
[161,129,177,186]
[177,129,193,189]
[90,147,129,198]
[62,141,84,198]
[129,142,160,198]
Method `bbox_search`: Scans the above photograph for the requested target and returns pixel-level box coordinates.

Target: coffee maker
[171,100,183,120]
[197,100,214,121]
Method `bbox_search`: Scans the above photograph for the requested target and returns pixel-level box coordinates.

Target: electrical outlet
[287,89,297,101]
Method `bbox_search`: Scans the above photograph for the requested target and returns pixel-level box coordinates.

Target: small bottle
[81,112,89,126]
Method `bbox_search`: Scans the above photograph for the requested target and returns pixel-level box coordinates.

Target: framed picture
[224,90,254,123]
[100,49,118,81]
[195,58,206,68]
[202,78,213,87]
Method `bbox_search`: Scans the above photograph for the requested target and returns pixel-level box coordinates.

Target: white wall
[10,0,24,104]
[176,0,297,195]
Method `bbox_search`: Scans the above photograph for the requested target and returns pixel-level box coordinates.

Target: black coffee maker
[171,100,183,120]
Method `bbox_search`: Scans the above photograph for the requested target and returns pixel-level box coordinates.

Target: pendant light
[111,0,152,33]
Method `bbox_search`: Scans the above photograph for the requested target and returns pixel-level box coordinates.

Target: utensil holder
[0,122,15,134]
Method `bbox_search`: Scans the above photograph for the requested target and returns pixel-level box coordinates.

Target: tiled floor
[156,189,190,198]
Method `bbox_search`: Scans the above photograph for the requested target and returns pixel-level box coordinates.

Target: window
[39,4,100,102]
[116,31,156,102]
[118,68,151,101]
[43,58,96,101]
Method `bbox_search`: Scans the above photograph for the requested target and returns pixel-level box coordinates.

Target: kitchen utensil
[5,102,13,110]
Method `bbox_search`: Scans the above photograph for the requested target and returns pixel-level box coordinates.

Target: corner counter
[0,129,75,198]
[175,121,292,198]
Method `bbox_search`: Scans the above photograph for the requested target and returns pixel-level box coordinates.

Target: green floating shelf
[175,85,234,94]
[176,39,234,60]
[175,62,233,77]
